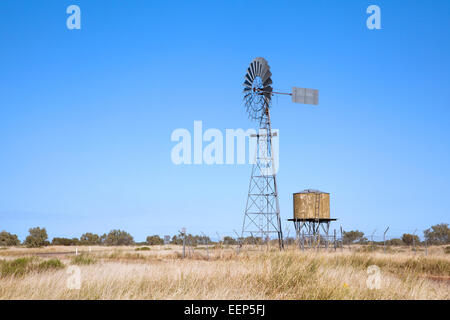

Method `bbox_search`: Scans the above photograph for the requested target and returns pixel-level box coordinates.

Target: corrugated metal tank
[293,189,330,219]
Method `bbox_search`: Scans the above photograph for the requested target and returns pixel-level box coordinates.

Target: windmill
[241,57,319,250]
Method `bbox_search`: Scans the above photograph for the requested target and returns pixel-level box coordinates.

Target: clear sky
[1,0,449,241]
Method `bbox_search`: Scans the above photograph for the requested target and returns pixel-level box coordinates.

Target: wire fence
[168,225,439,258]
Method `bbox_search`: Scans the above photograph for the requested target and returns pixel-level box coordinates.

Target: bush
[24,227,49,248]
[0,257,64,277]
[71,254,96,265]
[0,257,34,277]
[0,231,20,246]
[37,259,64,271]
[135,247,151,251]
[445,246,450,254]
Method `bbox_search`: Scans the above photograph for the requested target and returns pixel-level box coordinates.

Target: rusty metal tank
[293,189,330,220]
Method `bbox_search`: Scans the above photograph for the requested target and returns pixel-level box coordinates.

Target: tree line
[0,228,214,248]
[0,228,136,248]
[0,223,449,248]
[341,223,450,245]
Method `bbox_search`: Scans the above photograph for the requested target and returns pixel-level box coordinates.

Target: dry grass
[0,245,448,300]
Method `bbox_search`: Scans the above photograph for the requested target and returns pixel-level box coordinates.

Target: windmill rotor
[243,57,273,121]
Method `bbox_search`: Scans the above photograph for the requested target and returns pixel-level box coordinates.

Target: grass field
[0,245,449,300]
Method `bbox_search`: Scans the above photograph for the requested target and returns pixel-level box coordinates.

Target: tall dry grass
[0,246,448,300]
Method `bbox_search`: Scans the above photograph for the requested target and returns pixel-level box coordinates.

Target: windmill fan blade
[263,77,273,87]
[262,86,273,99]
[261,69,271,82]
[243,57,273,121]
[246,67,254,81]
[250,62,256,80]
[244,73,253,85]
[255,57,268,68]
[256,60,262,77]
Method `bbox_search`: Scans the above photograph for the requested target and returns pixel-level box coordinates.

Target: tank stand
[289,218,337,250]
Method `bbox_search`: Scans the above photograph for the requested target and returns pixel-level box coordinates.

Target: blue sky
[1,0,449,241]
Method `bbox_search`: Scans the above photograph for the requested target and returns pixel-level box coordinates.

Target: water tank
[293,189,330,219]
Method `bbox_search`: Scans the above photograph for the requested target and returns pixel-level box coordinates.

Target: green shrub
[445,246,450,254]
[0,257,64,277]
[37,259,64,271]
[135,247,151,251]
[71,254,96,265]
[0,257,34,277]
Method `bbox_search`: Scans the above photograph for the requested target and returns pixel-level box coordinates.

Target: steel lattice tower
[241,108,283,249]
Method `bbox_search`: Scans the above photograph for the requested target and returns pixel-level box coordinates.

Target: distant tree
[387,238,404,246]
[171,234,183,245]
[24,227,49,248]
[80,232,102,245]
[243,236,262,245]
[169,233,210,246]
[402,233,420,246]
[424,223,450,245]
[223,236,237,245]
[104,229,134,246]
[51,237,79,246]
[342,230,366,244]
[146,235,164,245]
[0,231,20,246]
[283,237,296,246]
[185,234,198,246]
[187,234,211,246]
[100,233,107,244]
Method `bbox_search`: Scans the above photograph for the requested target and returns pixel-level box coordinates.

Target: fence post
[383,227,389,254]
[413,229,417,254]
[233,230,241,255]
[301,230,305,251]
[334,229,337,251]
[201,231,209,260]
[182,227,186,259]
